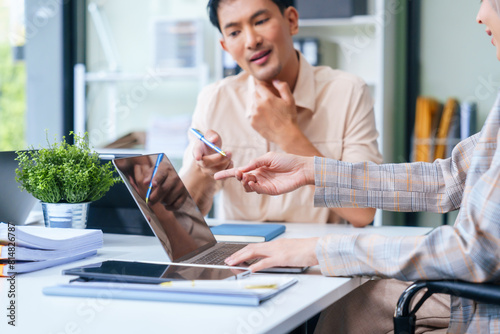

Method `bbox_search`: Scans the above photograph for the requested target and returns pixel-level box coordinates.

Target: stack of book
[0,222,103,276]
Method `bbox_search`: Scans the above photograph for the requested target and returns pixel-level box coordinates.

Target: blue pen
[190,128,227,156]
[145,153,164,204]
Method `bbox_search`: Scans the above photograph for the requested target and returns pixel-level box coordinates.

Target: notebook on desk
[0,151,38,225]
[112,153,307,274]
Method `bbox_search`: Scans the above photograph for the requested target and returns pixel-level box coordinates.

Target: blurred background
[1,0,497,226]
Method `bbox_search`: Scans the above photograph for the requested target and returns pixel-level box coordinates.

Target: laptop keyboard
[191,243,251,266]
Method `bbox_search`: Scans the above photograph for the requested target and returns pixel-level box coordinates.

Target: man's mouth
[250,50,272,63]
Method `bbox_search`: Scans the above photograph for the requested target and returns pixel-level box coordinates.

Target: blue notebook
[209,224,285,243]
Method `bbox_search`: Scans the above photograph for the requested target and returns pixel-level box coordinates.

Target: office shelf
[299,15,378,27]
[85,67,207,83]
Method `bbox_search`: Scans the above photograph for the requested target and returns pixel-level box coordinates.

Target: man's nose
[245,28,263,49]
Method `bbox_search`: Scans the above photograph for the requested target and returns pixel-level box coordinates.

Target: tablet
[62,260,251,284]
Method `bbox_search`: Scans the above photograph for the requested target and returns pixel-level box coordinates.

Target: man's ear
[220,38,228,52]
[285,7,299,36]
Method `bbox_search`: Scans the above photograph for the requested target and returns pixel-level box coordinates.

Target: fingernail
[225,257,234,265]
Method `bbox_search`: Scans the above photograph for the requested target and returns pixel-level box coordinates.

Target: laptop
[113,153,306,273]
[0,151,38,225]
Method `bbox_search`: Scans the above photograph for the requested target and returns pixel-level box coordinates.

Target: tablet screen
[63,260,250,283]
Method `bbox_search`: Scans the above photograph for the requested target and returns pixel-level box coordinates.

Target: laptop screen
[113,154,216,262]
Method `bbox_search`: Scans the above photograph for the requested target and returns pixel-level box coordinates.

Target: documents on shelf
[412,95,466,162]
[460,101,477,140]
[0,222,103,276]
[434,98,458,160]
[43,276,298,306]
[413,96,441,162]
[210,224,286,243]
[446,102,462,158]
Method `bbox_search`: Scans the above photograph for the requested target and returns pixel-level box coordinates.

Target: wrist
[279,127,321,157]
[301,157,315,185]
[185,162,217,215]
[307,237,320,266]
[187,160,217,188]
[276,125,304,152]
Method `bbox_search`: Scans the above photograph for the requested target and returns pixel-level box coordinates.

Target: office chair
[393,280,500,334]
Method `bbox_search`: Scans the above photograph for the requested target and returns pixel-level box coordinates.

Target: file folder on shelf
[434,98,458,160]
[413,97,441,162]
[460,101,477,140]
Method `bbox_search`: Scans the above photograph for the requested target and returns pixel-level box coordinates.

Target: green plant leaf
[15,132,122,203]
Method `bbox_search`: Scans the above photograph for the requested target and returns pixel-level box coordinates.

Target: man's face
[218,0,299,82]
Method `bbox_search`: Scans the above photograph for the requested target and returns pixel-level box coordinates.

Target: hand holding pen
[190,128,226,156]
[190,129,233,176]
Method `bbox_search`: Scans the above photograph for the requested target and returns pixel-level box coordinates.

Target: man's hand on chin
[251,80,299,145]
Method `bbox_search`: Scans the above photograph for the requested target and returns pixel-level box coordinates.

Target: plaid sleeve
[316,152,500,282]
[314,133,479,213]
[315,126,500,282]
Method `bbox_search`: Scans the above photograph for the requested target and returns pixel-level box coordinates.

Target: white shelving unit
[76,1,210,162]
[74,65,208,137]
[74,64,208,163]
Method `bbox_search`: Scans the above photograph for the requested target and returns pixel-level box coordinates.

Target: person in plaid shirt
[215,0,500,332]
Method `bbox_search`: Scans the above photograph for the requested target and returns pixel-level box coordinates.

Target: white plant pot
[41,202,90,229]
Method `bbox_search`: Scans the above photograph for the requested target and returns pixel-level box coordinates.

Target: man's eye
[229,31,240,38]
[256,18,269,26]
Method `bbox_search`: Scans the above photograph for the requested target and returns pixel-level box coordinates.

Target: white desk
[1,222,430,334]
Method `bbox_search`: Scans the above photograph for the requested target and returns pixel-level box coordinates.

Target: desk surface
[1,222,430,334]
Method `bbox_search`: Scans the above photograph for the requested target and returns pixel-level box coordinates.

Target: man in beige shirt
[180,0,382,225]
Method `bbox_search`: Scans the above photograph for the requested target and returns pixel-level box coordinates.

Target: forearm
[330,207,376,227]
[312,130,479,212]
[316,221,500,282]
[182,162,218,216]
[278,126,323,157]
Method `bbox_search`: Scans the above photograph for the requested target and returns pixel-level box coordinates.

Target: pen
[190,128,227,157]
[145,153,164,204]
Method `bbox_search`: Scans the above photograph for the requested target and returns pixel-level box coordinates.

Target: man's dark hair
[207,0,294,32]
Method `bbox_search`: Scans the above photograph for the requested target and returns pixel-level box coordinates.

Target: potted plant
[15,132,121,228]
